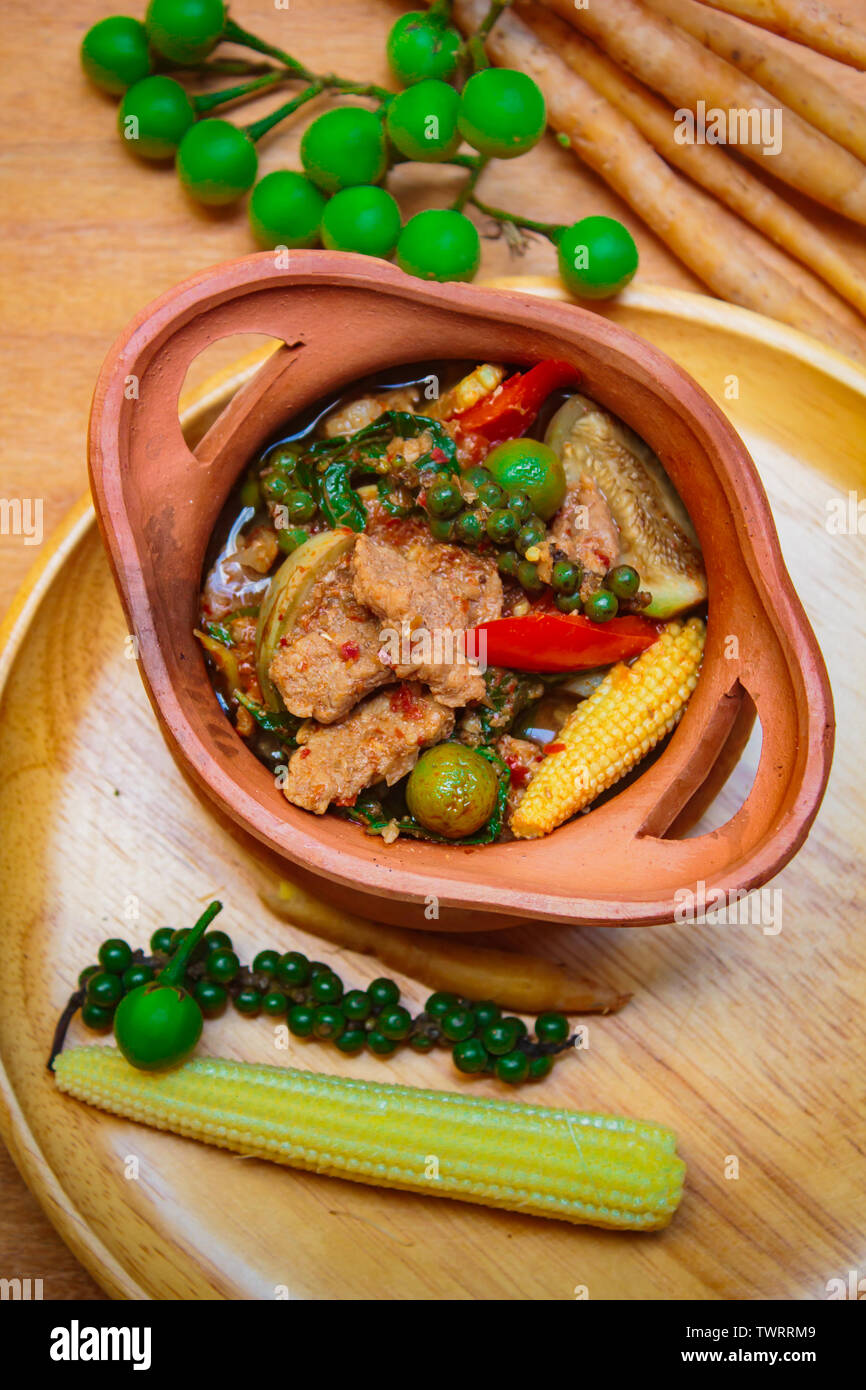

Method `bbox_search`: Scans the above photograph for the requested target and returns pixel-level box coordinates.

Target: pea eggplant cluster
[50,904,576,1085]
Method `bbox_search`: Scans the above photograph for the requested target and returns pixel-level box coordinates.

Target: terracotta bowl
[88,252,833,930]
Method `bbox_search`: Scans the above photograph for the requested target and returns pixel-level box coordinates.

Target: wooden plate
[1,285,862,1300]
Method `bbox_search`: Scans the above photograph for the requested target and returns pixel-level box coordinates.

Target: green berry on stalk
[458,68,546,160]
[252,949,281,977]
[367,1029,398,1056]
[455,510,483,546]
[261,990,289,1018]
[367,977,400,1011]
[557,216,638,300]
[288,1003,315,1037]
[276,951,311,988]
[205,948,239,984]
[248,170,326,250]
[335,1028,366,1055]
[176,119,258,206]
[482,1017,522,1056]
[301,107,387,193]
[474,1000,501,1030]
[81,1001,115,1033]
[516,518,547,556]
[495,1049,530,1084]
[486,508,519,545]
[407,743,498,839]
[397,209,481,284]
[98,938,133,975]
[606,564,640,598]
[552,560,580,595]
[485,439,566,521]
[193,979,228,1018]
[517,560,544,593]
[426,478,463,519]
[310,972,343,1004]
[87,971,124,1008]
[425,991,458,1019]
[313,1004,346,1040]
[528,1054,554,1081]
[507,490,533,522]
[276,526,309,555]
[122,963,155,992]
[78,965,100,989]
[377,1005,412,1041]
[146,0,226,65]
[234,988,262,1016]
[440,1007,477,1043]
[409,1032,435,1053]
[118,76,195,161]
[81,16,152,95]
[535,1011,570,1045]
[452,1037,489,1074]
[321,185,402,259]
[429,516,455,542]
[497,548,520,579]
[386,79,461,162]
[556,591,583,614]
[150,927,175,955]
[386,11,461,85]
[584,589,619,622]
[342,989,372,1022]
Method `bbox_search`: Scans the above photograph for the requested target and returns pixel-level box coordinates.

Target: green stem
[453,155,489,212]
[222,17,312,78]
[193,70,287,115]
[429,0,455,19]
[193,58,277,77]
[477,0,512,41]
[243,82,326,143]
[470,194,564,241]
[159,901,223,987]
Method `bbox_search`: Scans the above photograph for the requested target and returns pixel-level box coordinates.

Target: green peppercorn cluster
[73,927,574,1087]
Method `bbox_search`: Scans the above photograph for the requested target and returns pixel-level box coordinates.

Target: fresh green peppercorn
[367,1029,398,1056]
[81,1001,116,1032]
[98,938,133,975]
[122,963,155,992]
[204,929,233,954]
[263,473,289,503]
[78,964,100,989]
[605,564,640,598]
[342,989,372,1022]
[555,592,583,614]
[288,1003,315,1037]
[309,962,331,979]
[377,1005,412,1041]
[206,948,240,984]
[517,560,544,593]
[535,1011,570,1045]
[276,951,311,988]
[428,516,455,542]
[284,488,317,523]
[452,1037,489,1074]
[276,526,309,555]
[368,977,400,1011]
[516,518,547,556]
[150,927,175,955]
[310,972,343,1004]
[463,466,493,490]
[425,991,458,1019]
[426,478,463,519]
[474,1000,501,1030]
[169,927,191,951]
[507,490,533,522]
[440,1007,477,1043]
[584,589,619,622]
[508,1017,528,1040]
[455,510,483,546]
[193,979,228,1018]
[528,1054,554,1081]
[476,479,505,509]
[252,949,281,978]
[495,1049,530,1084]
[87,971,124,1008]
[313,1004,346,1039]
[335,1028,366,1055]
[262,989,289,1018]
[551,560,580,594]
[409,1032,435,1053]
[487,508,519,545]
[482,1018,522,1056]
[233,988,262,1017]
[497,548,520,578]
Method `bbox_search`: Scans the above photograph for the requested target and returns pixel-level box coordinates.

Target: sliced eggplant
[545,395,707,619]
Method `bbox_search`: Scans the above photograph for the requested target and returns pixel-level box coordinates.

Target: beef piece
[351,532,502,707]
[550,474,620,596]
[268,552,393,724]
[282,683,454,815]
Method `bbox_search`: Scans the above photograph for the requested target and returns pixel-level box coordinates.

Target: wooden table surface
[1,0,864,1301]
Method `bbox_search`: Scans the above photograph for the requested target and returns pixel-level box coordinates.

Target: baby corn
[511,617,706,839]
[54,1046,685,1231]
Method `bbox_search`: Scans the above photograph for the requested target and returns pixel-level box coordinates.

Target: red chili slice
[472,613,661,672]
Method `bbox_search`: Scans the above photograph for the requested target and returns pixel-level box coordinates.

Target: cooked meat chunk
[550,474,620,596]
[282,683,454,815]
[323,386,419,438]
[351,532,502,706]
[496,734,544,823]
[268,552,393,723]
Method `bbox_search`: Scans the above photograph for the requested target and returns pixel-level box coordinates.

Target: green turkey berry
[301,107,387,193]
[386,11,461,85]
[452,1037,489,1074]
[313,1005,346,1040]
[146,0,226,66]
[288,1003,315,1037]
[440,1007,476,1043]
[205,948,239,984]
[535,1011,569,1045]
[176,119,258,206]
[275,951,311,988]
[150,927,175,955]
[397,209,480,284]
[557,216,638,300]
[98,938,133,975]
[321,185,402,259]
[425,991,458,1019]
[377,1005,412,1041]
[342,989,372,1022]
[367,1029,398,1056]
[81,16,152,95]
[248,170,326,250]
[252,949,281,978]
[262,990,289,1018]
[81,1001,115,1033]
[367,977,400,1011]
[495,1049,530,1084]
[122,963,155,992]
[386,79,461,162]
[426,478,463,519]
[193,979,228,1018]
[119,76,195,161]
[234,987,262,1017]
[458,68,546,160]
[335,1028,366,1055]
[605,564,640,598]
[583,589,619,622]
[87,971,124,1009]
[528,1054,554,1081]
[310,972,343,1004]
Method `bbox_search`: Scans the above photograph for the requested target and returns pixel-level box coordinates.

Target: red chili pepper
[473,613,660,672]
[339,640,360,661]
[453,360,581,443]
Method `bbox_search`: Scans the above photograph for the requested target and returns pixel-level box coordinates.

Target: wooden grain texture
[1,0,865,1300]
[1,291,864,1300]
